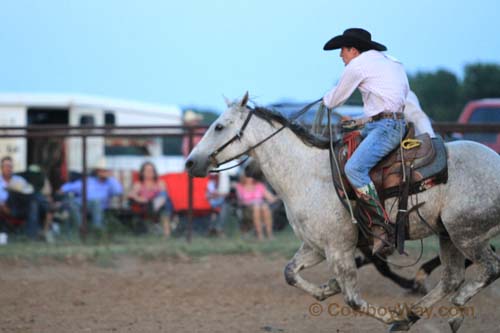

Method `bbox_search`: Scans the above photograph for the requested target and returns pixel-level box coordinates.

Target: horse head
[185,92,254,177]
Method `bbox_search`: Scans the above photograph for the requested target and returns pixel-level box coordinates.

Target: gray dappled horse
[244,157,479,296]
[185,93,500,332]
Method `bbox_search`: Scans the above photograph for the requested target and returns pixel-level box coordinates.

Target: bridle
[208,98,322,173]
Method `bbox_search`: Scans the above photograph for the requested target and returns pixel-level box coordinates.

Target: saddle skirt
[332,124,448,203]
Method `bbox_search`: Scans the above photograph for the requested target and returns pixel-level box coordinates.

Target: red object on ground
[160,172,212,216]
[129,171,212,216]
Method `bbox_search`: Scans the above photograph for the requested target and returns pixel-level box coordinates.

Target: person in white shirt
[405,90,436,138]
[0,156,40,239]
[323,28,409,254]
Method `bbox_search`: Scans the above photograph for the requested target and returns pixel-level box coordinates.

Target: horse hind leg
[412,244,497,297]
[448,244,500,333]
[358,246,419,293]
[284,243,341,301]
[390,234,465,331]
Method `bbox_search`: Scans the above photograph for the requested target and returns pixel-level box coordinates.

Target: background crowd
[0,112,281,245]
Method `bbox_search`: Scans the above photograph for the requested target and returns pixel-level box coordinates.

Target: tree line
[188,62,500,123]
[346,62,500,121]
[409,63,500,121]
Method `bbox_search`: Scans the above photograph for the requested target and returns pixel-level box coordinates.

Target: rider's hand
[341,119,358,130]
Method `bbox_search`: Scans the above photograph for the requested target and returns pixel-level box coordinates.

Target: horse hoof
[313,294,327,302]
[388,320,411,332]
[409,282,428,296]
[448,317,464,333]
[389,313,420,332]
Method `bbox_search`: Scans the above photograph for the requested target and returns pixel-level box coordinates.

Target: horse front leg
[325,246,398,325]
[285,242,341,301]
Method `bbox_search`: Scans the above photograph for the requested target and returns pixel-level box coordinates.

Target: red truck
[458,98,500,153]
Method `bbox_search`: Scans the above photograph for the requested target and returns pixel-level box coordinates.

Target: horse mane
[251,106,330,149]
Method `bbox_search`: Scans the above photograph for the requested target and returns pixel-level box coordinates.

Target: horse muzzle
[185,153,212,177]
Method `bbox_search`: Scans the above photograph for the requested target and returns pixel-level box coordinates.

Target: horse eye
[215,124,224,132]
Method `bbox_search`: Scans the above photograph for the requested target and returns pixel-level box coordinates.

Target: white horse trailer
[0,93,185,190]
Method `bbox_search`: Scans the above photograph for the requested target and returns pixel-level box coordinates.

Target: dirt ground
[0,254,499,333]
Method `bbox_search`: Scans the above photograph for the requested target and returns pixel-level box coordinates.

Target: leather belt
[369,111,404,122]
[341,112,404,130]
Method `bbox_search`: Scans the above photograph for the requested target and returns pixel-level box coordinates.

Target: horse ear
[222,95,231,107]
[240,91,249,107]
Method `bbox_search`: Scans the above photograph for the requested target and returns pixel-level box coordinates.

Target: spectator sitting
[18,164,55,242]
[128,161,172,238]
[206,172,230,237]
[60,158,123,231]
[235,173,277,241]
[0,156,40,240]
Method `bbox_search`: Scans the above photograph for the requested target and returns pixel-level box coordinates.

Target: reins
[208,98,322,173]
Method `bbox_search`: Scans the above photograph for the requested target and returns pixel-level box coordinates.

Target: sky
[0,0,499,111]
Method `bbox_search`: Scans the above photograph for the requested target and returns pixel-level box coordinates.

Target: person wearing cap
[60,158,123,230]
[322,28,409,255]
[182,110,206,158]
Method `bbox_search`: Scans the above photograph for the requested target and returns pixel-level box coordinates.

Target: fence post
[80,135,88,241]
[187,127,194,243]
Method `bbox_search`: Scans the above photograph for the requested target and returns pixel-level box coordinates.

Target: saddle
[333,124,448,202]
[331,123,448,253]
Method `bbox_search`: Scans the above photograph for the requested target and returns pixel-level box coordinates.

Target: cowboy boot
[355,182,394,255]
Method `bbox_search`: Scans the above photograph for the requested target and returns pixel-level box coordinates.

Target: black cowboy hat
[323,28,387,51]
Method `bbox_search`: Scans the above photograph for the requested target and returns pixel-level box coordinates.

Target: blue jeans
[345,118,406,189]
[66,197,105,230]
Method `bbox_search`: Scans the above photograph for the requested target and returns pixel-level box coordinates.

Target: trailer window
[162,137,182,155]
[79,115,95,126]
[105,138,151,156]
[104,112,115,126]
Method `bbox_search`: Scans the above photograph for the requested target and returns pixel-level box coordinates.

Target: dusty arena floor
[1,254,499,333]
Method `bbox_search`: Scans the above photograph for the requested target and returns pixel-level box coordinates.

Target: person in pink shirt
[128,162,172,237]
[235,173,277,240]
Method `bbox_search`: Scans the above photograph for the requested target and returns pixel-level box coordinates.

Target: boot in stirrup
[355,182,394,255]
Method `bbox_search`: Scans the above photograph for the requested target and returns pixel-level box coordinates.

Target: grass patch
[0,227,301,264]
[1,226,499,266]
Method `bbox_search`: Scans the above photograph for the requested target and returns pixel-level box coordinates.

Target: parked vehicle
[458,98,500,153]
[268,101,363,139]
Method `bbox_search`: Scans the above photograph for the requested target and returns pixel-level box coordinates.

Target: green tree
[462,63,500,102]
[409,69,461,121]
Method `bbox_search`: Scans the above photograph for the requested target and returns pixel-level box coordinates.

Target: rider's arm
[323,65,363,109]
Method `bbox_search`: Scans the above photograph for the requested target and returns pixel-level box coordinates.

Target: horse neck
[247,117,323,197]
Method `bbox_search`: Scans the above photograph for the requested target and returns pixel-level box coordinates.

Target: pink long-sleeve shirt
[323,50,409,117]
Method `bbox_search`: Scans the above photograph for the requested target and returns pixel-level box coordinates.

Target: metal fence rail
[1,122,500,242]
[0,125,208,242]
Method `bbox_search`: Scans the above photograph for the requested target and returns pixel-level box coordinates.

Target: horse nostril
[185,159,195,170]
